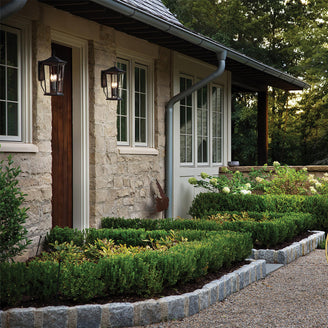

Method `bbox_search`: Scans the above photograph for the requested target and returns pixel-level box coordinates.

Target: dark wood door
[51,43,73,228]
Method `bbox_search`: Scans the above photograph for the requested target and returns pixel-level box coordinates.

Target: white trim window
[0,26,21,141]
[0,18,34,153]
[117,57,153,148]
[179,77,224,166]
[180,76,193,164]
[211,84,224,164]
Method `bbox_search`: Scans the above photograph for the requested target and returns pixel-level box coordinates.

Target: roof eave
[91,0,311,90]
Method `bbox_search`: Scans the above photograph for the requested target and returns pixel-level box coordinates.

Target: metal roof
[37,0,309,91]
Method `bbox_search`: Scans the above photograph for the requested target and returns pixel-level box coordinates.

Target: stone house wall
[0,0,170,259]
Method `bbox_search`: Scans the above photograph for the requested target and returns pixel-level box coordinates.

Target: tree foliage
[163,0,328,164]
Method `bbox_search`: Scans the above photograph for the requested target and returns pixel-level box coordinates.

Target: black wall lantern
[101,65,125,100]
[38,55,67,96]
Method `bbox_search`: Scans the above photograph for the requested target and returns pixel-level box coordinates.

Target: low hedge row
[101,211,315,248]
[189,193,328,231]
[45,226,229,248]
[1,229,252,307]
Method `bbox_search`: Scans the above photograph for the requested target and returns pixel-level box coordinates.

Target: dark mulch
[255,230,313,250]
[3,231,314,310]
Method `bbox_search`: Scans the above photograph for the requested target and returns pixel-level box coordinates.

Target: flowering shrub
[188,161,328,196]
[188,170,252,194]
[254,162,328,195]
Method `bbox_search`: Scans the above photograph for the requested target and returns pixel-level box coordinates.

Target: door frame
[51,30,89,230]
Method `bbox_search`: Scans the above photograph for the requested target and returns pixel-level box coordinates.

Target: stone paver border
[1,231,324,328]
[251,230,325,264]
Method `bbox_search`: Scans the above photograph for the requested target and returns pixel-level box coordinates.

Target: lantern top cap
[102,66,125,75]
[39,55,67,65]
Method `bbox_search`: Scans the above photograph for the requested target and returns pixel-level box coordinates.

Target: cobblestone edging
[1,231,324,328]
[251,230,325,264]
[0,260,266,328]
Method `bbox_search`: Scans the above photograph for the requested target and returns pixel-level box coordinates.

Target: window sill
[118,146,159,156]
[0,142,39,153]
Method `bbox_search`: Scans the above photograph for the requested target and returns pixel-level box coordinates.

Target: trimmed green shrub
[0,155,31,262]
[0,262,28,306]
[0,229,252,307]
[44,226,85,249]
[189,193,328,231]
[101,212,316,248]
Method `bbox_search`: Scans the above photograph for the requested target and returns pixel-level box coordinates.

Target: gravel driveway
[138,250,328,328]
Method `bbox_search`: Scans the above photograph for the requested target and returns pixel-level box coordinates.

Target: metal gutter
[0,0,28,20]
[90,0,309,90]
[165,51,227,218]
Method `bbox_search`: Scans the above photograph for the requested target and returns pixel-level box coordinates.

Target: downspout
[0,0,28,20]
[165,50,227,218]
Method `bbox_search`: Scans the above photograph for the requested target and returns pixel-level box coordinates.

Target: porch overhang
[37,0,309,92]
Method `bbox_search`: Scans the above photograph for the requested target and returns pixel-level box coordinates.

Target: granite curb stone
[251,230,325,264]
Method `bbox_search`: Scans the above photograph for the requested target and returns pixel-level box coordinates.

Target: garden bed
[0,228,252,309]
[1,229,324,328]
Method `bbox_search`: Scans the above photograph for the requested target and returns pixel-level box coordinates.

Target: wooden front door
[51,43,73,228]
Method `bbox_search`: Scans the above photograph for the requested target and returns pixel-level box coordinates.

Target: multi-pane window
[117,58,150,147]
[117,61,128,143]
[0,26,21,141]
[197,85,208,164]
[179,78,223,166]
[180,77,193,163]
[212,85,224,163]
[134,65,147,144]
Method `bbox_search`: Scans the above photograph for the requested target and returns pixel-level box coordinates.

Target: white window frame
[179,74,194,166]
[0,17,36,153]
[0,25,21,141]
[179,75,224,167]
[116,53,155,153]
[211,83,224,165]
[196,83,210,166]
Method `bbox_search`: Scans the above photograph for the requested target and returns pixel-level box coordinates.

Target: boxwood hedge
[1,229,252,308]
[101,211,316,248]
[189,193,328,231]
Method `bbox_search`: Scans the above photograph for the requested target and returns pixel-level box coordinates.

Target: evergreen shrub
[189,193,328,231]
[0,229,251,307]
[0,155,31,262]
[101,212,315,248]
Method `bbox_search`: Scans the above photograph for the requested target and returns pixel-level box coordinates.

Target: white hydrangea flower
[222,187,230,194]
[245,183,251,189]
[201,172,209,179]
[309,186,317,194]
[240,189,251,195]
[210,178,217,186]
[315,182,322,189]
[256,177,264,183]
